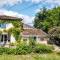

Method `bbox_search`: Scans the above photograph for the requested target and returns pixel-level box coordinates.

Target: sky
[0,0,60,26]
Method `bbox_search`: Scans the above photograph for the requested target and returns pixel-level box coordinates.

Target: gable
[23,24,34,29]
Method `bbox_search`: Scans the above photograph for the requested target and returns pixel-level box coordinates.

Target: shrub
[0,44,54,55]
[0,47,16,55]
[29,37,36,47]
[4,48,16,54]
[0,47,4,55]
[56,51,60,55]
[33,44,54,53]
[16,44,32,55]
[9,43,15,46]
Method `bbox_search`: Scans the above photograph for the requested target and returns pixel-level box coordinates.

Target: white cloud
[0,0,22,6]
[35,9,41,13]
[0,9,34,26]
[32,0,60,8]
[31,0,60,4]
[0,0,60,7]
[44,0,60,8]
[45,0,60,4]
[32,0,41,3]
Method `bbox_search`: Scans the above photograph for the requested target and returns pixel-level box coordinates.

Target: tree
[34,7,48,31]
[48,27,60,46]
[34,6,60,33]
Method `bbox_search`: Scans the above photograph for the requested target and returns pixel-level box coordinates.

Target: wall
[10,34,16,43]
[0,23,16,43]
[36,37,48,45]
[6,23,14,29]
[21,35,48,45]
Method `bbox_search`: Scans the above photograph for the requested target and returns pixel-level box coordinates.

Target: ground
[0,53,60,60]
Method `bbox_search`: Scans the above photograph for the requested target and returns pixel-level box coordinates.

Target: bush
[4,48,16,54]
[29,37,36,47]
[0,47,16,55]
[16,44,32,55]
[56,51,60,55]
[33,44,54,53]
[0,44,54,55]
[9,43,15,46]
[0,47,4,55]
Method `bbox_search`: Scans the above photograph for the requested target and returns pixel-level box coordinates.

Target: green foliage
[0,20,22,29]
[0,47,16,55]
[16,44,54,54]
[34,7,48,32]
[29,37,36,47]
[48,27,60,45]
[0,19,23,41]
[34,7,60,32]
[16,44,32,55]
[4,48,16,54]
[48,27,60,38]
[0,47,4,55]
[0,31,2,34]
[57,51,60,55]
[33,44,54,53]
[11,28,20,40]
[33,6,60,45]
[9,42,15,46]
[0,44,54,55]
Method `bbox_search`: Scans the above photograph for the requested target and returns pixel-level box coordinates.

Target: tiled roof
[22,28,47,36]
[0,15,22,20]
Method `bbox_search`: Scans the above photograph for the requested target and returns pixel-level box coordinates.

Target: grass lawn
[0,53,60,60]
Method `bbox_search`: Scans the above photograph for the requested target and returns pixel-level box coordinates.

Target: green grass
[0,53,60,60]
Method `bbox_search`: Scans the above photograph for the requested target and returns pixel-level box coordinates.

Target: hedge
[0,44,54,55]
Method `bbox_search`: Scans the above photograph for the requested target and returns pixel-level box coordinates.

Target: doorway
[0,34,10,43]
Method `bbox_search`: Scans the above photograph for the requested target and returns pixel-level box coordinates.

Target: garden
[0,37,60,60]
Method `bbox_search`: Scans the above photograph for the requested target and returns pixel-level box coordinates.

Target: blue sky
[0,0,60,25]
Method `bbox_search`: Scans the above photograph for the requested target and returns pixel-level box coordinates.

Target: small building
[21,24,49,44]
[0,15,48,47]
[0,15,22,47]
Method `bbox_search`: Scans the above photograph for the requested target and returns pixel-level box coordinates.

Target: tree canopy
[34,7,60,33]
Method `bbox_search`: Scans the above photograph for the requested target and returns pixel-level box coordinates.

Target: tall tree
[34,6,60,33]
[34,7,48,32]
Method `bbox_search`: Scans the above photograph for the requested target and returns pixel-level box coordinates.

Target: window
[4,35,7,41]
[0,34,10,42]
[0,24,6,28]
[1,24,6,28]
[1,35,3,42]
[33,36,36,40]
[0,35,7,42]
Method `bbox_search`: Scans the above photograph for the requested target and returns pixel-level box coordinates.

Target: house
[0,15,22,47]
[0,15,48,47]
[21,24,49,44]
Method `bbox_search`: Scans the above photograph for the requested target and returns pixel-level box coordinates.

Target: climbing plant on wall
[0,19,23,41]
